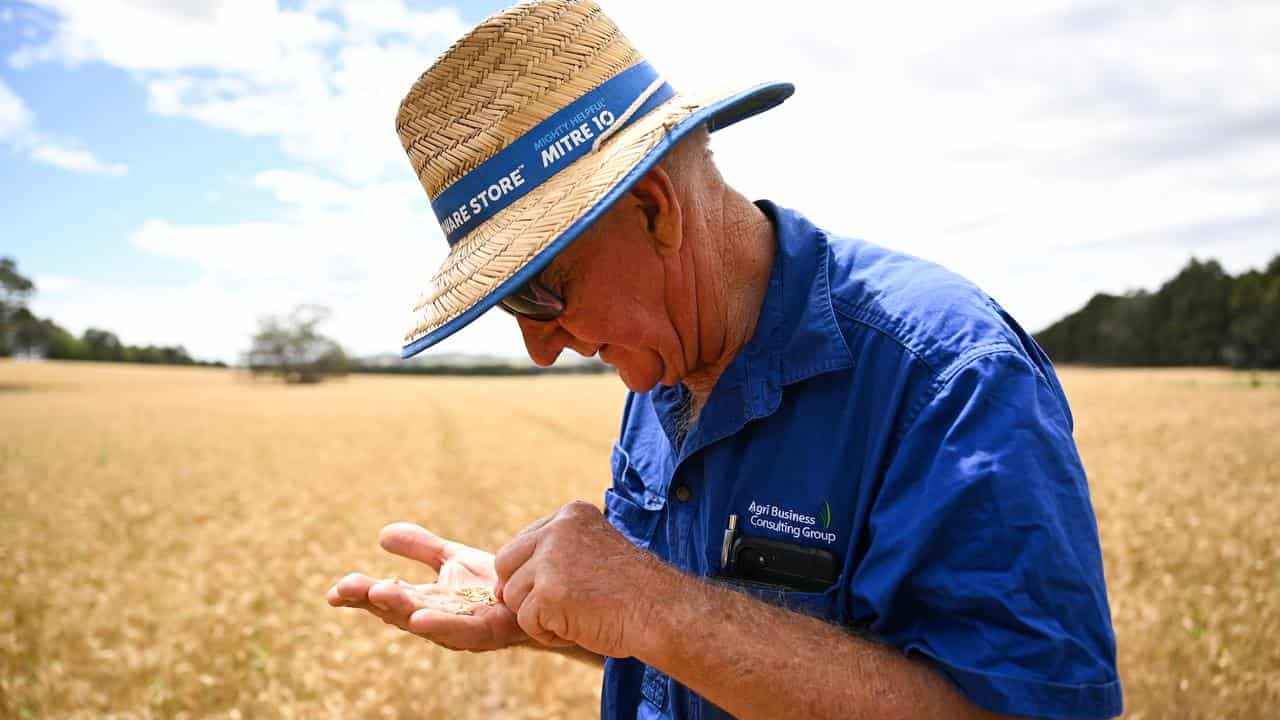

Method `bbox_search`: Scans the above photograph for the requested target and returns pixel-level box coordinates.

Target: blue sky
[1,1,1277,363]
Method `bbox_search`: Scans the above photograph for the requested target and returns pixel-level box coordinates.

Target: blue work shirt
[599,199,1122,720]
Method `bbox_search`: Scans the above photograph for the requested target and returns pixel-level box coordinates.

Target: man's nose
[516,316,569,367]
[515,317,597,366]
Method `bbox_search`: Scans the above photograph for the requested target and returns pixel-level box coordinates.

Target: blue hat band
[430,61,676,246]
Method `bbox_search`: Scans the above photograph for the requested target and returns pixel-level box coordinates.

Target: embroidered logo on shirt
[819,500,832,529]
[746,500,838,545]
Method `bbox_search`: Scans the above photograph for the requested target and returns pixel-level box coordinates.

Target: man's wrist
[622,555,700,664]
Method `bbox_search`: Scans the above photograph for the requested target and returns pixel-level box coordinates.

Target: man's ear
[628,166,682,256]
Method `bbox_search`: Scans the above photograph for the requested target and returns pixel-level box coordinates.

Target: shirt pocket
[605,443,662,550]
[748,586,838,622]
[710,576,842,624]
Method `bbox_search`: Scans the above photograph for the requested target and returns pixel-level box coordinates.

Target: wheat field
[1,361,1277,719]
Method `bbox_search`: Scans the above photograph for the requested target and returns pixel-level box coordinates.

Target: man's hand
[326,522,528,651]
[494,500,664,657]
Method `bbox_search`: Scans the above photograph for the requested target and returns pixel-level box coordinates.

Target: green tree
[0,257,36,356]
[42,320,85,359]
[1037,255,1280,369]
[245,304,348,383]
[81,328,126,362]
[1037,291,1156,365]
[1225,257,1280,368]
[0,256,217,365]
[10,307,42,357]
[1149,258,1233,365]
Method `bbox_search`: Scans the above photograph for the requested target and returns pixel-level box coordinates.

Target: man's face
[512,193,690,393]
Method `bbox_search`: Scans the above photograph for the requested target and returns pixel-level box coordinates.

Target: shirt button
[674,485,692,502]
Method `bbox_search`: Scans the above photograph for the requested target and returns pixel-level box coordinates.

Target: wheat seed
[393,579,497,615]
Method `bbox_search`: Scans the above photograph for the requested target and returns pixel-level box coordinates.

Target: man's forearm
[631,562,1004,720]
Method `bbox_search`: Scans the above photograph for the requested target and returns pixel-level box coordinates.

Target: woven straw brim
[405,79,772,351]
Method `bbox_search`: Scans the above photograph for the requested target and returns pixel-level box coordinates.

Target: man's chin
[614,359,664,394]
[617,368,659,394]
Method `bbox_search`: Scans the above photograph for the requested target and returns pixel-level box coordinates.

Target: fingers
[329,575,420,627]
[497,564,572,648]
[378,522,461,572]
[493,531,540,598]
[327,575,415,632]
[499,562,536,613]
[408,604,521,652]
[368,604,414,632]
[516,596,573,647]
[408,608,491,650]
[367,579,417,617]
[328,574,520,651]
[495,504,576,595]
[514,513,556,538]
[328,572,376,607]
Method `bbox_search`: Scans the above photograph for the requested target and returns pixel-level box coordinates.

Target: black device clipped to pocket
[719,514,839,592]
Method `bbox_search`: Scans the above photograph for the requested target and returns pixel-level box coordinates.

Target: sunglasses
[498,271,565,322]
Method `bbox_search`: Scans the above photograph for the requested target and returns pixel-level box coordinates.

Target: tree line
[1036,255,1280,368]
[15,251,1274,373]
[0,257,223,366]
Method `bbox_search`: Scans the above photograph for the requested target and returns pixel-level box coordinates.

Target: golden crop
[1,361,1276,718]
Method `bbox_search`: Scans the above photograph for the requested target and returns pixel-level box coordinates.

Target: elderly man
[328,1,1122,719]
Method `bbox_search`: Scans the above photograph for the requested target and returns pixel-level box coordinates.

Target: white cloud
[603,0,1280,329]
[27,141,128,176]
[7,1,495,360]
[103,168,517,362]
[31,272,77,294]
[9,1,339,73]
[0,76,127,175]
[31,162,520,362]
[0,75,32,134]
[12,0,465,183]
[10,0,1280,359]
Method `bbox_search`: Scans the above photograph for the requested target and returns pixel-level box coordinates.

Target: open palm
[327,522,531,651]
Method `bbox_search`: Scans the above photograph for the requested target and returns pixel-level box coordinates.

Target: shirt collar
[650,198,854,458]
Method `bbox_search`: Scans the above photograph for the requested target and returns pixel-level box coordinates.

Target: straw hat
[396,0,793,358]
